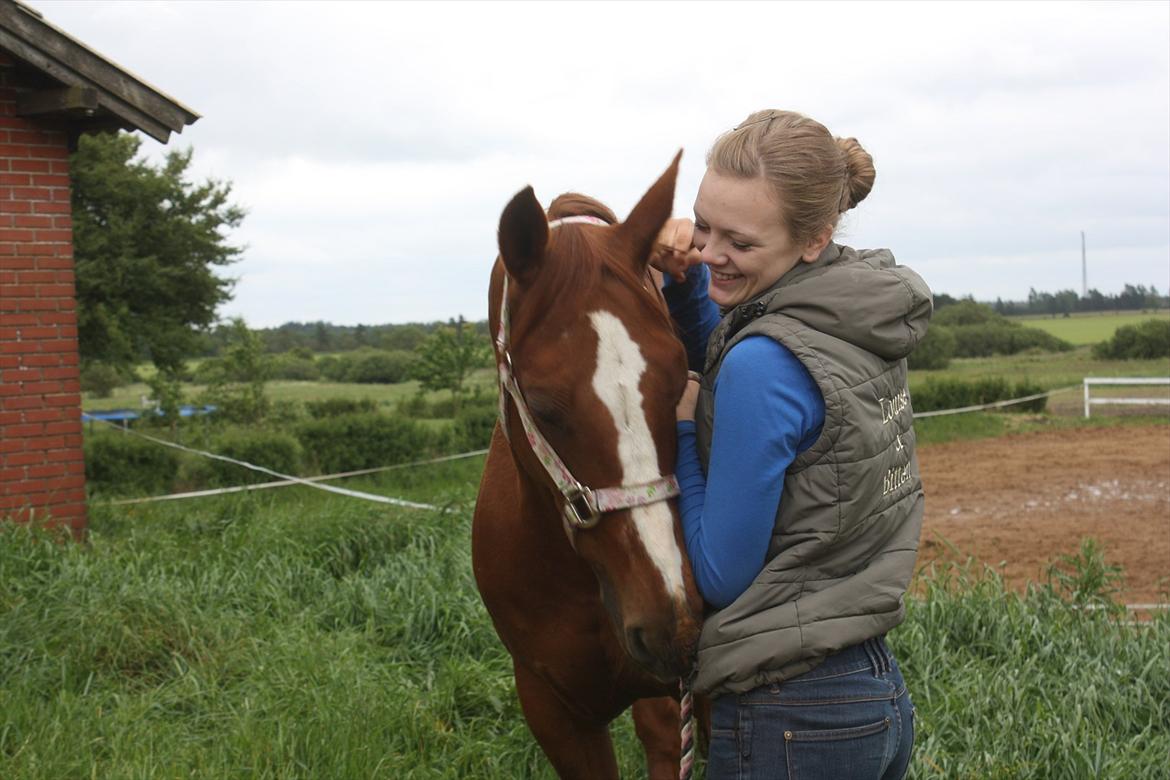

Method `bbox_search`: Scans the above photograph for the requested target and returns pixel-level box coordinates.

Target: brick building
[0,0,197,536]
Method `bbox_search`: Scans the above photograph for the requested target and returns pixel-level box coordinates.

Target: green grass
[2,475,1167,779]
[908,346,1169,392]
[83,369,497,414]
[1009,310,1170,346]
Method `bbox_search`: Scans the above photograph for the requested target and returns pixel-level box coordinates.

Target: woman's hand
[650,218,703,283]
[677,372,701,422]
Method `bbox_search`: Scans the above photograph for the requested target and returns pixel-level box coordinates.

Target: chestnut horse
[473,155,703,779]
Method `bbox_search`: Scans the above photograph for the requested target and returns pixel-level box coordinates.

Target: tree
[197,318,271,424]
[71,132,244,373]
[412,316,491,414]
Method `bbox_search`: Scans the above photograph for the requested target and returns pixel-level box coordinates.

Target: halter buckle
[563,485,601,530]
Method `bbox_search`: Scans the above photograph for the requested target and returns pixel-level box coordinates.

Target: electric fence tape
[99,419,486,510]
[912,384,1080,418]
[100,384,1082,506]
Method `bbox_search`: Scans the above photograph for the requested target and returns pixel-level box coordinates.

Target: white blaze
[589,310,686,599]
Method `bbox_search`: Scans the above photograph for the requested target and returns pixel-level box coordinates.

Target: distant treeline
[935,284,1167,318]
[200,319,492,357]
[196,283,1166,358]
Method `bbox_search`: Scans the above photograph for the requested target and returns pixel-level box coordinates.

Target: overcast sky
[34,0,1170,327]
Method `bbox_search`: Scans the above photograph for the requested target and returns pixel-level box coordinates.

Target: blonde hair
[707,109,876,243]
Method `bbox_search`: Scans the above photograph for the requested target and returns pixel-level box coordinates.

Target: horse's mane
[511,193,655,344]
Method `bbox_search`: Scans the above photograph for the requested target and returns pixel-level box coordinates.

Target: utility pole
[1081,230,1087,298]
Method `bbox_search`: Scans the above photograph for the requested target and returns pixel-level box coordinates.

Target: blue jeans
[707,636,914,779]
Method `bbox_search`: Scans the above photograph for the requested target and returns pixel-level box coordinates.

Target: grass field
[83,369,498,414]
[2,468,1167,779]
[1009,310,1170,346]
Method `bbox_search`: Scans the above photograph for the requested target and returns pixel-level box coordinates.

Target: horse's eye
[527,393,569,432]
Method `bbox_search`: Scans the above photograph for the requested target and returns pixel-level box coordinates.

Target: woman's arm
[663,264,720,372]
[675,336,825,608]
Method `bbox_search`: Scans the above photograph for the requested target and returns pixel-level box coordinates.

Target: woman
[655,109,932,779]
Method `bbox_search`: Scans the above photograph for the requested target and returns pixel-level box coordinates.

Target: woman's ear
[800,225,834,262]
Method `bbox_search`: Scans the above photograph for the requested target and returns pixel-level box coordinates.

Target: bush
[908,325,956,370]
[317,355,345,382]
[345,350,417,384]
[270,352,320,381]
[80,363,126,398]
[294,412,433,473]
[933,299,997,327]
[912,377,1048,414]
[928,300,1073,357]
[1092,319,1170,360]
[950,321,1072,357]
[206,429,304,486]
[84,432,180,496]
[305,398,379,419]
[312,350,417,384]
[453,404,498,450]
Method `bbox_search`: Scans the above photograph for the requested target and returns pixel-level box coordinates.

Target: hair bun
[836,137,875,212]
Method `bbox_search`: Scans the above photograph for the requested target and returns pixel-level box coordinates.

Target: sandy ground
[917,424,1170,605]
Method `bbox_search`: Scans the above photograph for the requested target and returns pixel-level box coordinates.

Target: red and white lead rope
[679,678,695,780]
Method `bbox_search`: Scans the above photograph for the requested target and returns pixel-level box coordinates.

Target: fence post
[1083,378,1091,419]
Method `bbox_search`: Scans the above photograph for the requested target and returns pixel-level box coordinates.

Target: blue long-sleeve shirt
[662,264,721,373]
[663,266,826,609]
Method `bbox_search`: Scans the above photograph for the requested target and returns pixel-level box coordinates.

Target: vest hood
[717,243,933,363]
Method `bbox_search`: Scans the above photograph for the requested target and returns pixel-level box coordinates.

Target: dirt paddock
[917,423,1170,604]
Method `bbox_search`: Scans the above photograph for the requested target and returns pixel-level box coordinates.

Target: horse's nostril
[626,626,653,665]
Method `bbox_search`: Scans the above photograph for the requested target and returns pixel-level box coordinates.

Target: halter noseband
[495,215,681,533]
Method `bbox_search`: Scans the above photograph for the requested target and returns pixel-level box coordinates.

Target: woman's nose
[699,240,724,266]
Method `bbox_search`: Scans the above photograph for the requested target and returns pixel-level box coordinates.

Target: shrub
[317,355,345,382]
[80,363,125,398]
[294,412,433,473]
[305,398,379,419]
[912,377,1047,414]
[395,394,430,419]
[950,321,1072,357]
[933,299,997,327]
[271,352,320,381]
[908,325,956,370]
[84,432,180,496]
[1092,319,1170,360]
[345,350,417,384]
[453,404,498,450]
[206,429,304,486]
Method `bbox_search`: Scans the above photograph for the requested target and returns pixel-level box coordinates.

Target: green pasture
[83,368,498,414]
[2,470,1167,779]
[1009,310,1170,346]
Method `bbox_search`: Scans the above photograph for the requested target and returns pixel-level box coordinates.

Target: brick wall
[0,54,87,536]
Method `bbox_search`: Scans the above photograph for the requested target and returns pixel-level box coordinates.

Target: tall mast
[1081,231,1087,297]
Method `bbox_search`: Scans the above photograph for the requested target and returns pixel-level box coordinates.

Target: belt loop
[862,638,881,677]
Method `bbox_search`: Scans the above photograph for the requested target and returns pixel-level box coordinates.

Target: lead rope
[679,676,695,780]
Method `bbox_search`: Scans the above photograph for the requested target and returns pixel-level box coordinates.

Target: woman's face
[692,168,815,309]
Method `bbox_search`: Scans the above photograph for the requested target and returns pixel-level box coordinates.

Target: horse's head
[490,154,703,680]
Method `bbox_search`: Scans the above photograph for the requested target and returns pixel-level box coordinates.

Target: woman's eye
[694,222,709,233]
[731,240,752,251]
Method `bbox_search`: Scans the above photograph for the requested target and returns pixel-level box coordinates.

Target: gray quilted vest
[692,242,933,696]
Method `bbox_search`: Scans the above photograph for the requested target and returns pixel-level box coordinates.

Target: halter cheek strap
[495,215,681,533]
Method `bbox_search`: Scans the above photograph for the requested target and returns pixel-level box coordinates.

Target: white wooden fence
[1083,377,1170,418]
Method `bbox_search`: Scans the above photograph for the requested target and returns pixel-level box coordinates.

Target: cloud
[32,0,1170,326]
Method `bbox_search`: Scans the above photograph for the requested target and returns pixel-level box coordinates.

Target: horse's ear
[618,150,682,270]
[498,186,549,283]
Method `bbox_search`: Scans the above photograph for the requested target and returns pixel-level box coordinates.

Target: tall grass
[2,480,1166,778]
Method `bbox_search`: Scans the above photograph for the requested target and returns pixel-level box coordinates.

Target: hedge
[1092,319,1170,360]
[206,429,304,486]
[294,412,434,473]
[84,432,180,496]
[912,377,1048,414]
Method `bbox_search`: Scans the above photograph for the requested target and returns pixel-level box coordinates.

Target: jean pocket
[784,717,890,779]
